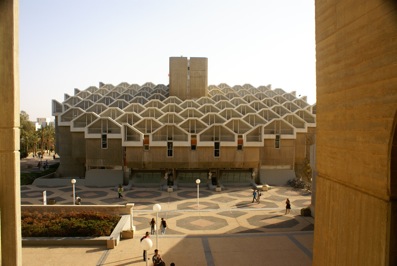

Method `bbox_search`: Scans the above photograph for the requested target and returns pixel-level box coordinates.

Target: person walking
[160,218,167,235]
[285,198,291,214]
[117,184,124,199]
[256,190,262,203]
[150,218,156,235]
[140,231,150,261]
[252,189,257,203]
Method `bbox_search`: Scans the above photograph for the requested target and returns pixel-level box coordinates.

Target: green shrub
[21,211,120,237]
[20,164,60,185]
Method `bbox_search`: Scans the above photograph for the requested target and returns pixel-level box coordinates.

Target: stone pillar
[313,1,397,265]
[0,0,22,265]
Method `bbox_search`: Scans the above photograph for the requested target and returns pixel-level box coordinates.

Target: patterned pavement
[21,184,313,235]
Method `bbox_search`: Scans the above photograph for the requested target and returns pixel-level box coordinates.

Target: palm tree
[43,125,55,154]
[37,124,55,155]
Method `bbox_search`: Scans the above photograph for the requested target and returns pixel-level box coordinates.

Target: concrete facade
[313,1,397,265]
[0,0,22,265]
[52,79,316,187]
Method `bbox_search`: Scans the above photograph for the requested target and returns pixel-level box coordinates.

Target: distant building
[35,117,54,131]
[52,57,316,187]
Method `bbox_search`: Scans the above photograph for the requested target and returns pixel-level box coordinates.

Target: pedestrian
[252,189,257,203]
[150,218,156,235]
[152,249,165,266]
[285,198,291,214]
[140,231,150,261]
[256,190,262,203]
[160,217,167,235]
[117,184,123,199]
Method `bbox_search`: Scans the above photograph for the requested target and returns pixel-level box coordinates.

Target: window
[167,142,173,157]
[214,142,220,157]
[191,135,197,150]
[101,134,108,149]
[275,134,280,148]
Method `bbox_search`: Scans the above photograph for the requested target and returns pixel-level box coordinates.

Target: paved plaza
[20,156,314,265]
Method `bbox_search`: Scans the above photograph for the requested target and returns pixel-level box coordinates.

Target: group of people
[37,160,49,169]
[150,217,167,235]
[251,189,292,214]
[141,218,175,266]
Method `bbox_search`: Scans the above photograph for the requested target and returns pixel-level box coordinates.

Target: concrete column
[0,0,22,265]
[313,0,397,265]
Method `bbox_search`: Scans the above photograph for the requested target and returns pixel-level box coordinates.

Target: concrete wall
[56,128,86,177]
[260,169,296,186]
[126,146,259,170]
[86,139,123,167]
[0,0,22,264]
[313,1,397,265]
[262,139,295,167]
[85,169,123,187]
[294,133,308,164]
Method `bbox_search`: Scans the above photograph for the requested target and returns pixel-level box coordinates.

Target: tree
[38,124,55,154]
[19,111,55,158]
[20,111,36,158]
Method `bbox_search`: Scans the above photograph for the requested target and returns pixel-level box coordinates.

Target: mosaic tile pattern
[20,185,314,235]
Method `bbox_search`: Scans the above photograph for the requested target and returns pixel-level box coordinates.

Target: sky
[19,0,316,121]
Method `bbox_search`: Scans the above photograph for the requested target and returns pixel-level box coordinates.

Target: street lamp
[153,203,161,249]
[71,179,76,205]
[140,237,153,266]
[196,179,201,209]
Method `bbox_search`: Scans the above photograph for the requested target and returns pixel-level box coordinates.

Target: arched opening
[389,112,397,265]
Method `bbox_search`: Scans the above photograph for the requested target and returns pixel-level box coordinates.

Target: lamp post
[140,237,153,266]
[153,203,161,249]
[196,179,201,209]
[71,179,76,205]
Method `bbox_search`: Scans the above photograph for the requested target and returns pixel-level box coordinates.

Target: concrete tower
[169,57,208,100]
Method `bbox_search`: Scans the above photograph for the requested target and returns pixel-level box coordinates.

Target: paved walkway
[20,154,314,266]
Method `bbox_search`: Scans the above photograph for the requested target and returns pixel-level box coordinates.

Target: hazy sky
[20,0,316,121]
